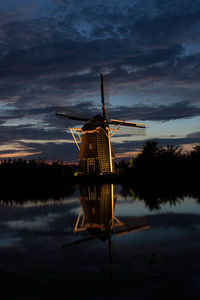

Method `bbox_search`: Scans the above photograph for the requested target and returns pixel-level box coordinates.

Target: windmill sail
[109,119,146,136]
[109,119,146,128]
[100,73,106,120]
[103,75,110,119]
[56,106,90,122]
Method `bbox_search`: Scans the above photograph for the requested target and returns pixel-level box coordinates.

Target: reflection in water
[63,184,150,282]
[0,234,21,247]
[68,184,150,245]
[119,181,200,211]
[0,181,76,204]
[1,177,200,212]
[75,184,123,240]
[3,213,61,230]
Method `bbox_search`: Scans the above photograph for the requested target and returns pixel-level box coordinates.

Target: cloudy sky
[0,0,200,162]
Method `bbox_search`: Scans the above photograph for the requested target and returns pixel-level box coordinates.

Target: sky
[0,0,200,162]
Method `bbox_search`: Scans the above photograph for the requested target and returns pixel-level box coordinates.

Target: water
[0,183,200,299]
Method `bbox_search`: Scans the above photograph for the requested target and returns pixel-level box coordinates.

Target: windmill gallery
[56,74,146,175]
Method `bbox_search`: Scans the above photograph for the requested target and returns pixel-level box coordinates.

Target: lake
[0,183,200,299]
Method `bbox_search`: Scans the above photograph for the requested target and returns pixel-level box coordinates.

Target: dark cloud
[18,141,78,162]
[0,101,99,147]
[186,131,200,139]
[123,45,183,67]
[111,101,200,121]
[130,12,200,48]
[0,107,56,120]
[0,102,98,128]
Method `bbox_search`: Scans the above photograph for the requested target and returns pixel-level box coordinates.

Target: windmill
[56,74,146,174]
[62,184,150,275]
[73,184,123,240]
[72,184,150,240]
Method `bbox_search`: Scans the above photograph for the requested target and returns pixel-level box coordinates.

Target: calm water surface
[0,184,200,299]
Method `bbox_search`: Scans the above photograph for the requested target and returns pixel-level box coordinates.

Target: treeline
[0,159,78,181]
[116,141,200,182]
[116,141,200,209]
[0,159,78,203]
[1,141,200,183]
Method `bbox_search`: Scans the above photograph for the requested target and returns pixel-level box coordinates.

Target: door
[87,158,95,172]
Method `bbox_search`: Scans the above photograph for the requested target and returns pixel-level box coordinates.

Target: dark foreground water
[0,183,200,300]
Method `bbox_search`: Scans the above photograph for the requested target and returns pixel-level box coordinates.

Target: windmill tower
[56,74,146,175]
[73,184,122,240]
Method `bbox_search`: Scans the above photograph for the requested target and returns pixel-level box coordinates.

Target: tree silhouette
[141,140,159,157]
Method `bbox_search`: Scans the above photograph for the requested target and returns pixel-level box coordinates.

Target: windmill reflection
[72,184,150,243]
[74,184,123,241]
[63,184,150,280]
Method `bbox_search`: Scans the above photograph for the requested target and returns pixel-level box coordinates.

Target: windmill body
[78,114,115,174]
[56,74,146,175]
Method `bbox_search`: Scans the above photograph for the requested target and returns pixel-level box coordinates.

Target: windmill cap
[82,114,107,131]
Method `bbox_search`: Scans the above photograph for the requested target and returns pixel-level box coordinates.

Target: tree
[140,141,159,157]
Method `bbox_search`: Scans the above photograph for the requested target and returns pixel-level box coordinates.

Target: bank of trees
[116,141,200,181]
[0,159,77,181]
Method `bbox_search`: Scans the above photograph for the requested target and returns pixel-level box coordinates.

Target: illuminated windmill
[56,74,146,174]
[63,184,150,253]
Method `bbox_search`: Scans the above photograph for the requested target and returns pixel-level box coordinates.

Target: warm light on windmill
[56,74,146,175]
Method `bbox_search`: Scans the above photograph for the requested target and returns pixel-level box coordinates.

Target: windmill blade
[100,73,106,120]
[104,75,110,119]
[108,119,146,136]
[115,224,150,237]
[56,107,90,122]
[114,216,150,237]
[109,124,146,136]
[62,236,95,249]
[56,113,89,122]
[109,119,146,128]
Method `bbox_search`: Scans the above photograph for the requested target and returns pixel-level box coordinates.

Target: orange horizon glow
[115,150,141,158]
[0,151,41,158]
